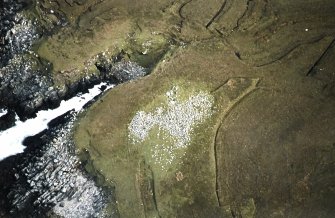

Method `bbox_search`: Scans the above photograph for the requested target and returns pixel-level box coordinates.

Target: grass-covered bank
[18,0,335,217]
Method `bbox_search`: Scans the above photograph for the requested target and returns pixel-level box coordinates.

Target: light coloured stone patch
[152,143,176,168]
[53,174,107,218]
[6,13,39,55]
[128,86,214,169]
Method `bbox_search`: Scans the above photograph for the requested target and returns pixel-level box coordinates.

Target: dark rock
[99,85,107,91]
[95,52,147,83]
[0,5,147,120]
[5,112,112,217]
[0,109,16,131]
[109,61,147,83]
[0,0,26,67]
[0,54,54,118]
[47,110,73,128]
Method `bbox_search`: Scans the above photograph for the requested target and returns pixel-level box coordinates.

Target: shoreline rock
[0,2,148,216]
[0,1,149,121]
[5,111,115,217]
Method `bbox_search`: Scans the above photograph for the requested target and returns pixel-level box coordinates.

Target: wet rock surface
[0,54,54,117]
[3,111,113,218]
[0,49,146,119]
[0,109,16,131]
[0,1,147,217]
[0,1,147,119]
[0,0,25,67]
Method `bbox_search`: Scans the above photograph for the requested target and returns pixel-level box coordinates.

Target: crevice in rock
[234,51,242,60]
[206,0,227,29]
[213,122,223,207]
[306,38,335,77]
[214,28,224,36]
[137,160,161,218]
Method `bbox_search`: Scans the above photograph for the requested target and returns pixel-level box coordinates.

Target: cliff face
[1,0,335,217]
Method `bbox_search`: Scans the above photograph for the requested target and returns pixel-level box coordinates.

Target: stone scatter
[152,143,176,169]
[0,0,26,67]
[129,86,214,147]
[5,13,39,58]
[129,86,213,169]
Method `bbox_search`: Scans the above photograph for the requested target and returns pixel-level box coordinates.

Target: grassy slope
[29,0,335,217]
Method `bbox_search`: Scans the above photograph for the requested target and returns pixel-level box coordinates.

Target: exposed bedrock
[3,111,114,218]
[0,51,146,119]
[0,0,27,67]
[0,0,151,119]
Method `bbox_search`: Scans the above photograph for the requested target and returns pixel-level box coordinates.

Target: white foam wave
[0,83,113,160]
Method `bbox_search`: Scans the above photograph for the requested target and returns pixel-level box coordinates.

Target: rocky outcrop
[0,54,54,117]
[0,1,148,217]
[0,1,148,120]
[6,111,114,218]
[0,50,146,119]
[0,109,16,131]
[0,0,25,67]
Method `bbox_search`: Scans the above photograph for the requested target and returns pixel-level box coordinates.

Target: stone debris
[8,112,110,218]
[5,13,39,57]
[0,0,25,66]
[111,61,147,82]
[0,10,57,117]
[94,52,147,82]
[128,86,213,169]
[0,49,146,118]
[53,174,107,218]
[0,7,147,119]
[152,143,176,167]
[0,54,55,115]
